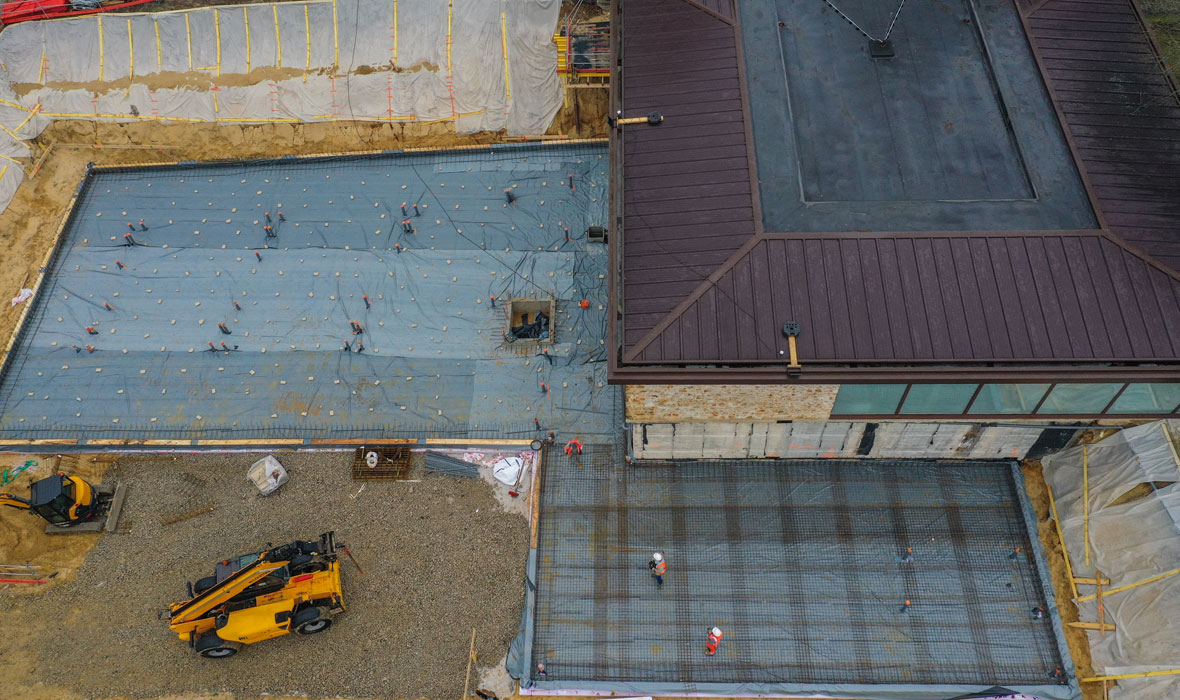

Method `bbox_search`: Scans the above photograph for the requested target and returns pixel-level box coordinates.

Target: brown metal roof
[617,0,757,351]
[609,0,1180,382]
[1025,0,1180,274]
[630,233,1180,364]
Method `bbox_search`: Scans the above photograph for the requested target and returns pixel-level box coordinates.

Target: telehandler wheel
[293,606,332,635]
[193,575,217,595]
[195,633,242,658]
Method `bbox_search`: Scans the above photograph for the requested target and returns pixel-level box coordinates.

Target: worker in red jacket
[705,626,723,656]
[649,551,666,587]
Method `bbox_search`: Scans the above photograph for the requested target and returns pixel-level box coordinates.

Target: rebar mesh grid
[0,143,617,442]
[533,456,1064,687]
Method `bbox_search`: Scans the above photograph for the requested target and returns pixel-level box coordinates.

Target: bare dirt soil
[0,453,119,587]
[0,451,529,700]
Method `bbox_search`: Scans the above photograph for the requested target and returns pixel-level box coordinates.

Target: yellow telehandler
[167,531,346,658]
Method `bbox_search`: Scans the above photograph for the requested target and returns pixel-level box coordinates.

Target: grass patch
[1143,0,1180,84]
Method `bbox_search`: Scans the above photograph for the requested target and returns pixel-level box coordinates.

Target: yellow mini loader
[167,531,346,658]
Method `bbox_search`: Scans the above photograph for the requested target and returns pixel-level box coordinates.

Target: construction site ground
[0,79,607,700]
[0,450,530,700]
[0,9,1117,699]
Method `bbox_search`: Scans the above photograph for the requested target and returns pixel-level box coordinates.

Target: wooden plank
[461,627,477,700]
[529,449,544,549]
[422,439,534,446]
[1067,621,1117,631]
[309,438,418,445]
[196,438,304,445]
[104,482,127,533]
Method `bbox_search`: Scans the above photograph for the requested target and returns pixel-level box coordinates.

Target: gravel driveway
[2,451,528,700]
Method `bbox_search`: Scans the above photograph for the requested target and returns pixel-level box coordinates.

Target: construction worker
[648,552,666,587]
[705,626,722,656]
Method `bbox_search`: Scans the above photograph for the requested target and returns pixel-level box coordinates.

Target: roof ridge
[622,235,763,362]
[1099,231,1180,284]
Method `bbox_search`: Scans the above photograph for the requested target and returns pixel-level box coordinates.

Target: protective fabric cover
[1042,420,1180,700]
[0,0,563,213]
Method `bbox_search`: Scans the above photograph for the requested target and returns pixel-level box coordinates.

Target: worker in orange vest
[705,626,722,656]
[648,551,666,587]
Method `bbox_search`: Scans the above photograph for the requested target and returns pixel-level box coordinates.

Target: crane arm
[0,493,31,510]
[168,545,296,625]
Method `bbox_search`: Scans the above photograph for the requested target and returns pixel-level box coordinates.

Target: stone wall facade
[625,384,839,422]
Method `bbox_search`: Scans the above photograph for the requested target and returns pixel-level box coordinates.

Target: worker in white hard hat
[648,551,666,587]
[705,626,723,656]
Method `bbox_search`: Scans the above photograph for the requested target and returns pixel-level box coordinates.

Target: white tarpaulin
[0,0,563,213]
[1042,420,1180,700]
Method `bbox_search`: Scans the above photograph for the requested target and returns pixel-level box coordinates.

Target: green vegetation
[1143,0,1180,84]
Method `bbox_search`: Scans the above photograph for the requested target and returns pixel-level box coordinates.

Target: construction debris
[422,452,480,479]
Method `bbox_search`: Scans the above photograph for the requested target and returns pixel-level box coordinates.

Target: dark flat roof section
[744,0,1095,233]
[610,0,1180,382]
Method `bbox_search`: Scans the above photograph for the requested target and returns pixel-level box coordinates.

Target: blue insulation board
[0,143,618,442]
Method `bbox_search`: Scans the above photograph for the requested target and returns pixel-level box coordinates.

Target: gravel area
[1,451,529,700]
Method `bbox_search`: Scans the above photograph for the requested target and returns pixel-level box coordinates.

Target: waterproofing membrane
[520,452,1078,700]
[0,142,617,443]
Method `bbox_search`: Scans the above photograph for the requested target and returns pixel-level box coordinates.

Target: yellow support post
[154,19,162,72]
[244,7,251,74]
[214,9,221,76]
[38,50,45,85]
[98,15,105,82]
[446,0,455,116]
[126,20,134,97]
[1078,566,1180,602]
[273,5,281,68]
[1046,482,1080,601]
[332,0,339,72]
[185,13,193,72]
[501,11,511,104]
[303,5,310,83]
[392,0,398,66]
[12,103,41,136]
[1083,668,1180,683]
[1083,445,1091,568]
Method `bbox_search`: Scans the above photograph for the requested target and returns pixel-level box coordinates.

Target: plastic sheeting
[1042,420,1180,700]
[0,0,563,213]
